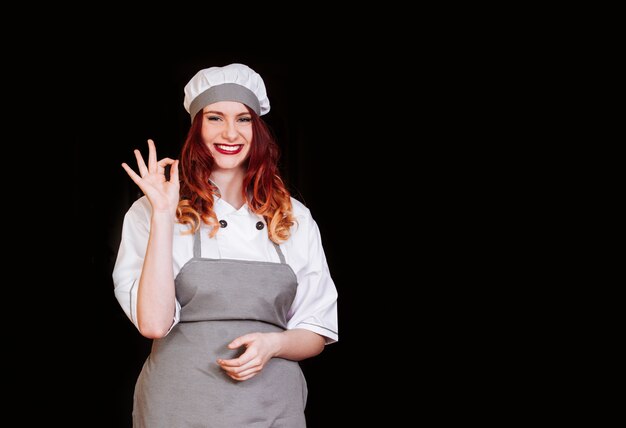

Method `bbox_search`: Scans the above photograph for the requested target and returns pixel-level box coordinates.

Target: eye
[207,116,222,121]
[238,116,252,123]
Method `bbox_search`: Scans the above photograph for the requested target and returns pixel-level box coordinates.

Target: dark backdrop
[70,51,390,427]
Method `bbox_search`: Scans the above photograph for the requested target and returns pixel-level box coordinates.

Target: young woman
[112,63,338,427]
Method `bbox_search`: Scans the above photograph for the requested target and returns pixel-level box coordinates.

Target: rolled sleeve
[112,197,181,333]
[286,204,339,344]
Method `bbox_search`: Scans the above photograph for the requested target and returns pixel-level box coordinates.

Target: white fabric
[183,63,270,116]
[112,195,338,344]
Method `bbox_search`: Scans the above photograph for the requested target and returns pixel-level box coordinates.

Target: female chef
[112,63,338,427]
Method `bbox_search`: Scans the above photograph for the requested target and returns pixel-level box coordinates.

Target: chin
[214,158,246,170]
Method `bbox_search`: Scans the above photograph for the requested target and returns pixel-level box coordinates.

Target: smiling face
[201,101,253,172]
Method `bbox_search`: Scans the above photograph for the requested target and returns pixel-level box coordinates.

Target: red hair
[176,107,295,243]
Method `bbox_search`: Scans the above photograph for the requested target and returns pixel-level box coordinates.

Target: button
[256,221,264,230]
[219,220,227,228]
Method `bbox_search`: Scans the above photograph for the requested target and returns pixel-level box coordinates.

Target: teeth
[216,144,241,152]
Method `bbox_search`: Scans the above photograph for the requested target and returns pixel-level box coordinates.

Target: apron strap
[193,226,202,258]
[272,243,286,264]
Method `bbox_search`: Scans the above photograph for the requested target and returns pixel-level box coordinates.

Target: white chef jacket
[112,195,338,344]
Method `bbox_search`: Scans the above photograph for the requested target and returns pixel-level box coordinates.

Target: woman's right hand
[122,139,180,219]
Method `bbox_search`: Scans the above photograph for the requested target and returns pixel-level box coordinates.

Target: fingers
[156,157,176,176]
[157,158,176,167]
[218,333,262,367]
[231,367,261,379]
[217,353,250,368]
[228,333,255,349]
[217,333,268,381]
[217,357,263,381]
[147,139,158,172]
[130,139,178,182]
[121,163,143,185]
[228,339,243,349]
[134,149,148,177]
[224,368,259,381]
[170,160,180,183]
[217,344,256,370]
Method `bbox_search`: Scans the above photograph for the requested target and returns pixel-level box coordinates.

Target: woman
[112,63,338,427]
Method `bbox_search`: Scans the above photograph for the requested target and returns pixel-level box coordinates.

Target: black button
[219,219,227,228]
[256,221,264,230]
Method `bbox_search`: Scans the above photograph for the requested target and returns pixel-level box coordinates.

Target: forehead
[202,101,250,114]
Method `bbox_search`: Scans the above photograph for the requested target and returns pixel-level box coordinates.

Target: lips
[214,144,244,155]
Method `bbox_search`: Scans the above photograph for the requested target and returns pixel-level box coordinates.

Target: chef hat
[183,63,270,119]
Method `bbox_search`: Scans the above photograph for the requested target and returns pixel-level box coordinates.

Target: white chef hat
[183,63,270,119]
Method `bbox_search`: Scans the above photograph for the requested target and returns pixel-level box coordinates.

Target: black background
[68,50,399,426]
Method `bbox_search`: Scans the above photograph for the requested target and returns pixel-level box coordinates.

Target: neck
[210,168,246,209]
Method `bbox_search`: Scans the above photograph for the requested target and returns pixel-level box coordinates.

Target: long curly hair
[176,107,295,244]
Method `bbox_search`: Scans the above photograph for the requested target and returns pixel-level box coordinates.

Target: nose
[222,119,239,142]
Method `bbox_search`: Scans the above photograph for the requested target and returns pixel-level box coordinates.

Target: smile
[214,144,244,155]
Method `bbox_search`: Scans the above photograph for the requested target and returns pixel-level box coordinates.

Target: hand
[217,332,280,382]
[122,139,180,218]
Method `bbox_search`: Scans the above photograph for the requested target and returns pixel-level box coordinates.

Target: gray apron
[132,226,307,427]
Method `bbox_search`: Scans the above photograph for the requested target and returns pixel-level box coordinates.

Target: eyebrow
[203,110,251,116]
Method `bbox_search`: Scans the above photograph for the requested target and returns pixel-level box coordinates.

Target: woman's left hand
[217,332,281,381]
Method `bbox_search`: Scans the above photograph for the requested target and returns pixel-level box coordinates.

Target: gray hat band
[189,83,261,119]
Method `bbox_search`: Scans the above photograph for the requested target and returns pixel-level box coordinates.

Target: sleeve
[112,197,181,333]
[286,209,339,344]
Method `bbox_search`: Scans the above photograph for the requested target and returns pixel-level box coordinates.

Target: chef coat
[112,195,338,344]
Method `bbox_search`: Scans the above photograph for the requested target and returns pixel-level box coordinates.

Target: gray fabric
[193,226,202,258]
[273,242,286,264]
[189,83,262,119]
[132,228,306,428]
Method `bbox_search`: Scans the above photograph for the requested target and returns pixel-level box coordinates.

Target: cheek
[242,127,253,142]
[201,126,216,144]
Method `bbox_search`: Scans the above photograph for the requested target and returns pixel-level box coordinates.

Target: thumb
[228,334,253,349]
[170,159,180,183]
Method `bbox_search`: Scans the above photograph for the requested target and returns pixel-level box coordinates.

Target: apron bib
[133,227,307,428]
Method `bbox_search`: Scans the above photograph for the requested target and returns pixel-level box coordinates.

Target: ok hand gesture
[122,139,180,219]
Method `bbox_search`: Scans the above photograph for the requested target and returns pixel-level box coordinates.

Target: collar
[214,196,253,217]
